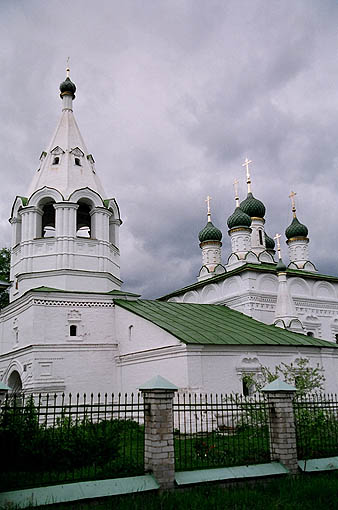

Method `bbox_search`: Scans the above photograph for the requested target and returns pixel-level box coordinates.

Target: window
[70,325,77,337]
[75,157,81,166]
[242,378,254,396]
[335,334,338,344]
[307,331,314,337]
[52,157,59,165]
[259,230,263,245]
[40,201,56,238]
[76,201,92,237]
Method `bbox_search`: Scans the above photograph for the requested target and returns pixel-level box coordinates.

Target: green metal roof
[158,262,338,301]
[114,299,336,348]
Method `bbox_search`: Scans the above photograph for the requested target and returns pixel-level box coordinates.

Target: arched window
[8,370,22,394]
[259,230,263,245]
[307,331,314,337]
[76,200,93,238]
[40,200,56,238]
[70,325,77,337]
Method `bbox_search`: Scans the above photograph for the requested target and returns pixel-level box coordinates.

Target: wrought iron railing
[173,393,270,471]
[0,392,144,492]
[294,393,338,460]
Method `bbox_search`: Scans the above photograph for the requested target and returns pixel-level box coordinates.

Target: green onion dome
[227,207,251,229]
[60,77,76,99]
[285,216,308,240]
[240,192,266,219]
[276,258,287,272]
[265,232,275,250]
[198,221,222,243]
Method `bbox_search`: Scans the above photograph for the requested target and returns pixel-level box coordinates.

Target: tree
[242,358,325,396]
[0,247,10,309]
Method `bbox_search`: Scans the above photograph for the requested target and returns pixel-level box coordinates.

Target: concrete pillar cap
[139,375,178,391]
[261,378,296,392]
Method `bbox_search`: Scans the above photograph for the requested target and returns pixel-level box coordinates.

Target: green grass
[175,427,270,471]
[26,472,338,510]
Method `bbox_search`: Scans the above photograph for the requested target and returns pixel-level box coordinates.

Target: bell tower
[9,70,122,301]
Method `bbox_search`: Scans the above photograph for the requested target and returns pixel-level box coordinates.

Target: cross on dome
[274,233,282,259]
[233,178,240,207]
[242,157,252,193]
[205,195,212,222]
[289,190,297,218]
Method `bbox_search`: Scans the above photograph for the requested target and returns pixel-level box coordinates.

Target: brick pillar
[262,379,298,474]
[139,376,178,489]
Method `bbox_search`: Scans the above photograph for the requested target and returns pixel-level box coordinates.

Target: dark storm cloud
[1,0,338,298]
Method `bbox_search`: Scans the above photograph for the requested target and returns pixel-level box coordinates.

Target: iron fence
[294,393,338,460]
[0,392,144,492]
[173,393,270,471]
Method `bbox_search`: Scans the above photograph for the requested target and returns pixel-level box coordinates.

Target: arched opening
[8,370,22,394]
[76,201,93,238]
[70,325,77,337]
[307,331,314,337]
[40,200,56,238]
[258,230,263,245]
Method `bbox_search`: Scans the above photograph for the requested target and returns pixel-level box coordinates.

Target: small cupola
[197,196,225,281]
[227,207,251,230]
[60,72,76,100]
[285,216,308,240]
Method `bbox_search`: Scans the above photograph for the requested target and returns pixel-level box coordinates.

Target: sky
[1,0,338,298]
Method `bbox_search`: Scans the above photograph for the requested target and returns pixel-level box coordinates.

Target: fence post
[139,375,178,489]
[262,378,298,474]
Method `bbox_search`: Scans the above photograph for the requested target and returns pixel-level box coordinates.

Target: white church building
[0,72,338,396]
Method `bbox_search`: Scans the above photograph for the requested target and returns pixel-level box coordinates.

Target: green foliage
[242,357,325,396]
[0,247,10,308]
[0,398,144,491]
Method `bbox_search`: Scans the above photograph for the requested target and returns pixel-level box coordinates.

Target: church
[0,72,337,396]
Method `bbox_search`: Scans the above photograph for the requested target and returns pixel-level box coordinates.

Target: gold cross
[242,158,252,181]
[205,195,212,221]
[242,158,252,193]
[274,233,282,258]
[289,190,297,217]
[233,178,240,207]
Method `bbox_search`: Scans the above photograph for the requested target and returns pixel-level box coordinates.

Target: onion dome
[198,221,222,243]
[240,192,265,218]
[276,258,287,272]
[227,207,251,229]
[285,216,308,240]
[265,232,275,250]
[60,77,76,99]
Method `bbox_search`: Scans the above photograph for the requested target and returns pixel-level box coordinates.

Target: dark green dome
[60,77,76,99]
[240,192,266,218]
[276,258,287,272]
[227,207,251,229]
[265,232,275,250]
[285,216,308,239]
[198,221,222,243]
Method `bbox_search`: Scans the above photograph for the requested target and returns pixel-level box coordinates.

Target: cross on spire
[242,157,252,193]
[233,178,240,207]
[289,190,297,217]
[205,195,212,222]
[274,233,282,259]
[66,57,70,78]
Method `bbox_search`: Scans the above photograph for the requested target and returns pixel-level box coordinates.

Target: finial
[66,57,70,78]
[274,233,282,259]
[242,157,252,193]
[233,178,240,207]
[205,195,212,222]
[289,190,297,218]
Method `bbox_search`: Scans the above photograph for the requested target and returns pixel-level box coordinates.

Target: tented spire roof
[27,73,106,199]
